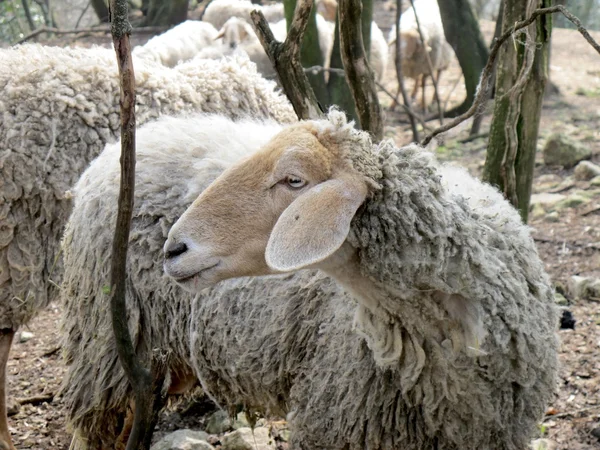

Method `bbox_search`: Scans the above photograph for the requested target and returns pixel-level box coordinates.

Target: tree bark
[327,16,358,120]
[109,0,168,448]
[437,0,489,116]
[21,0,36,30]
[338,0,383,140]
[483,0,551,222]
[91,0,109,22]
[284,0,329,106]
[251,2,323,120]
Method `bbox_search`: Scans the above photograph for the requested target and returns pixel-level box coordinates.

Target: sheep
[164,109,560,449]
[0,44,294,450]
[369,22,388,82]
[388,0,454,109]
[59,113,286,449]
[202,0,284,30]
[132,20,221,67]
[316,0,337,22]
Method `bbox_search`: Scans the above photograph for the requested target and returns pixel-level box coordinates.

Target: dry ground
[6,10,600,450]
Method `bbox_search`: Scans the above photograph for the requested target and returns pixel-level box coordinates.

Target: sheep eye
[285,176,306,189]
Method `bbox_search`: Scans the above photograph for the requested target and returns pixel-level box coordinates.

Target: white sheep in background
[202,0,284,29]
[60,114,286,449]
[369,22,388,82]
[388,0,454,108]
[132,20,221,67]
[164,109,560,449]
[0,44,294,450]
[317,0,337,22]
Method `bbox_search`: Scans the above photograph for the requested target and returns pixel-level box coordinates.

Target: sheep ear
[215,29,225,40]
[266,176,367,272]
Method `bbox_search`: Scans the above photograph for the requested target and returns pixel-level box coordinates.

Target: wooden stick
[14,24,168,45]
[251,0,323,120]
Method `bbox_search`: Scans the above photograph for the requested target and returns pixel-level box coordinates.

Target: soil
[6,7,600,450]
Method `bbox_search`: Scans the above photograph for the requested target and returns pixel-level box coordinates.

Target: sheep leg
[421,74,427,113]
[0,329,16,450]
[410,76,420,101]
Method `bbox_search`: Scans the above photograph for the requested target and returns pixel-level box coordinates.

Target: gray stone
[555,194,589,210]
[19,331,34,343]
[221,427,275,450]
[554,293,568,306]
[590,175,600,187]
[574,161,600,181]
[568,276,600,300]
[543,133,591,168]
[530,438,557,450]
[232,412,250,430]
[530,193,566,209]
[150,430,213,450]
[544,211,560,222]
[204,410,232,434]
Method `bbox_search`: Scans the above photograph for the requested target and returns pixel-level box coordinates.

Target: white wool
[132,20,221,67]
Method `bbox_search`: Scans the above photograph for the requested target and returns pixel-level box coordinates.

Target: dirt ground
[6,8,600,450]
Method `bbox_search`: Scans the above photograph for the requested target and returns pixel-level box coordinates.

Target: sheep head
[216,17,254,49]
[163,118,375,292]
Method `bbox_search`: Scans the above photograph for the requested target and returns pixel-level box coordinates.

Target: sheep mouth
[172,262,220,284]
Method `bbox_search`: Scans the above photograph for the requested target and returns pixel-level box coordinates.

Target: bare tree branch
[338,0,383,141]
[395,0,419,142]
[108,0,168,448]
[13,24,168,45]
[421,5,600,146]
[251,1,323,120]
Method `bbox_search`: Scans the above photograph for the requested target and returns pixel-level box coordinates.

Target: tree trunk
[284,0,329,107]
[483,0,551,222]
[91,0,109,22]
[437,0,489,116]
[21,0,36,30]
[145,0,188,26]
[327,16,358,120]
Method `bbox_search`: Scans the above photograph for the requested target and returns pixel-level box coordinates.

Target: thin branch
[338,0,383,141]
[544,404,600,421]
[13,24,168,45]
[21,0,36,31]
[17,393,54,406]
[75,0,92,29]
[250,1,323,120]
[108,0,167,448]
[395,0,419,141]
[376,81,433,132]
[409,0,443,125]
[421,5,600,146]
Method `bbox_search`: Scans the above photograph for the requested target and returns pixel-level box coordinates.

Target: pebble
[221,427,275,450]
[19,331,34,343]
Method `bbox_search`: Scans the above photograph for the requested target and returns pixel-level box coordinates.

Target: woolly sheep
[0,44,294,450]
[202,0,284,29]
[369,22,388,82]
[388,0,454,107]
[316,0,337,22]
[164,110,560,449]
[60,114,287,449]
[132,20,221,67]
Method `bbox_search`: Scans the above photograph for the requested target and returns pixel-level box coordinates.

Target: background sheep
[132,20,221,67]
[59,114,286,449]
[316,0,337,22]
[388,0,454,108]
[164,110,559,449]
[0,44,294,450]
[202,0,284,29]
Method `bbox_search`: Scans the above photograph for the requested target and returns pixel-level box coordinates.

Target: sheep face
[216,17,253,49]
[164,122,368,292]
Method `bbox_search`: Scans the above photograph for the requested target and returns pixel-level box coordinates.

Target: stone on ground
[151,429,214,450]
[221,427,276,450]
[543,133,591,168]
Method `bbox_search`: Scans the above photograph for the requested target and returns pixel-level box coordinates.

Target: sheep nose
[229,42,236,49]
[164,241,188,260]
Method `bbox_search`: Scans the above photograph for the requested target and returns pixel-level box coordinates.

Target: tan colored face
[163,122,368,292]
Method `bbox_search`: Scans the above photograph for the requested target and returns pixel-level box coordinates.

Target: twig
[458,132,489,144]
[338,0,383,141]
[408,0,443,125]
[75,0,92,29]
[395,0,419,142]
[376,81,432,132]
[304,65,345,75]
[108,1,168,449]
[17,393,54,406]
[544,404,600,420]
[251,1,323,120]
[421,5,600,146]
[442,75,462,113]
[41,346,60,357]
[581,205,600,217]
[13,24,168,45]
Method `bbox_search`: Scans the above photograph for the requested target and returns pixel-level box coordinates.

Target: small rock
[150,429,213,450]
[555,194,588,210]
[19,331,34,343]
[590,175,600,187]
[554,293,568,306]
[591,427,600,441]
[568,276,600,300]
[574,161,600,181]
[559,310,575,330]
[543,133,592,168]
[204,410,232,434]
[544,211,560,223]
[530,193,566,210]
[221,427,275,450]
[530,438,557,450]
[232,412,250,430]
[6,399,20,416]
